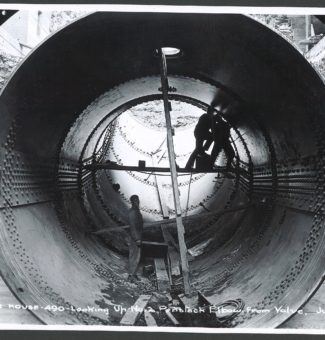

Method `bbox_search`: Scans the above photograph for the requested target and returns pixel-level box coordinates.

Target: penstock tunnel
[0,11,325,328]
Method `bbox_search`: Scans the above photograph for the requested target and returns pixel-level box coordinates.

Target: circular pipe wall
[0,12,325,327]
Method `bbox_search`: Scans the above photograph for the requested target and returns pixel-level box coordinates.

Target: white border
[0,2,325,335]
[0,4,325,14]
[0,324,324,334]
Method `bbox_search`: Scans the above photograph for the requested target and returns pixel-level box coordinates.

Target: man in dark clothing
[209,115,235,170]
[185,107,216,169]
[127,195,143,282]
[185,107,235,170]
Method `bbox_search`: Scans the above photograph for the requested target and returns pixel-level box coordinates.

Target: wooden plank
[165,293,173,302]
[175,216,190,294]
[91,205,250,235]
[161,225,175,280]
[159,49,190,295]
[120,295,151,326]
[165,247,173,285]
[168,249,181,276]
[165,309,180,326]
[161,226,179,251]
[154,258,171,293]
[161,226,181,276]
[144,310,157,326]
[178,293,198,310]
[197,291,212,307]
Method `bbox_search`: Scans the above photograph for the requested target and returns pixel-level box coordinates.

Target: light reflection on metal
[155,47,182,58]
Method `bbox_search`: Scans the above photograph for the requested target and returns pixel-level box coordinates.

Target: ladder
[158,48,191,295]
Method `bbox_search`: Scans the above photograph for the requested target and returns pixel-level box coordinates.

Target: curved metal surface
[0,12,325,327]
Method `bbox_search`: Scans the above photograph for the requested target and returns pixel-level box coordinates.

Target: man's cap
[130,194,139,203]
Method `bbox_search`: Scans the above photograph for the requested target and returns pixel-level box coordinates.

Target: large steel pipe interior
[0,12,325,327]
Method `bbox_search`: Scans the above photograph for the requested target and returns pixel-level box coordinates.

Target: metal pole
[158,48,191,295]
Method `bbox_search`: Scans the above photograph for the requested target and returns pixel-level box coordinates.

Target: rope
[215,299,245,324]
[185,172,193,217]
[212,298,245,324]
[145,138,166,181]
[151,137,167,156]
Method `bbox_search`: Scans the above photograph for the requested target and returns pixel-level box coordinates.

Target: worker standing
[127,195,143,282]
[209,115,235,170]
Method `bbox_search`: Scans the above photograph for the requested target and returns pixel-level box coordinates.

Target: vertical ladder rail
[151,153,173,284]
[158,48,191,295]
[151,153,169,219]
[152,152,180,283]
